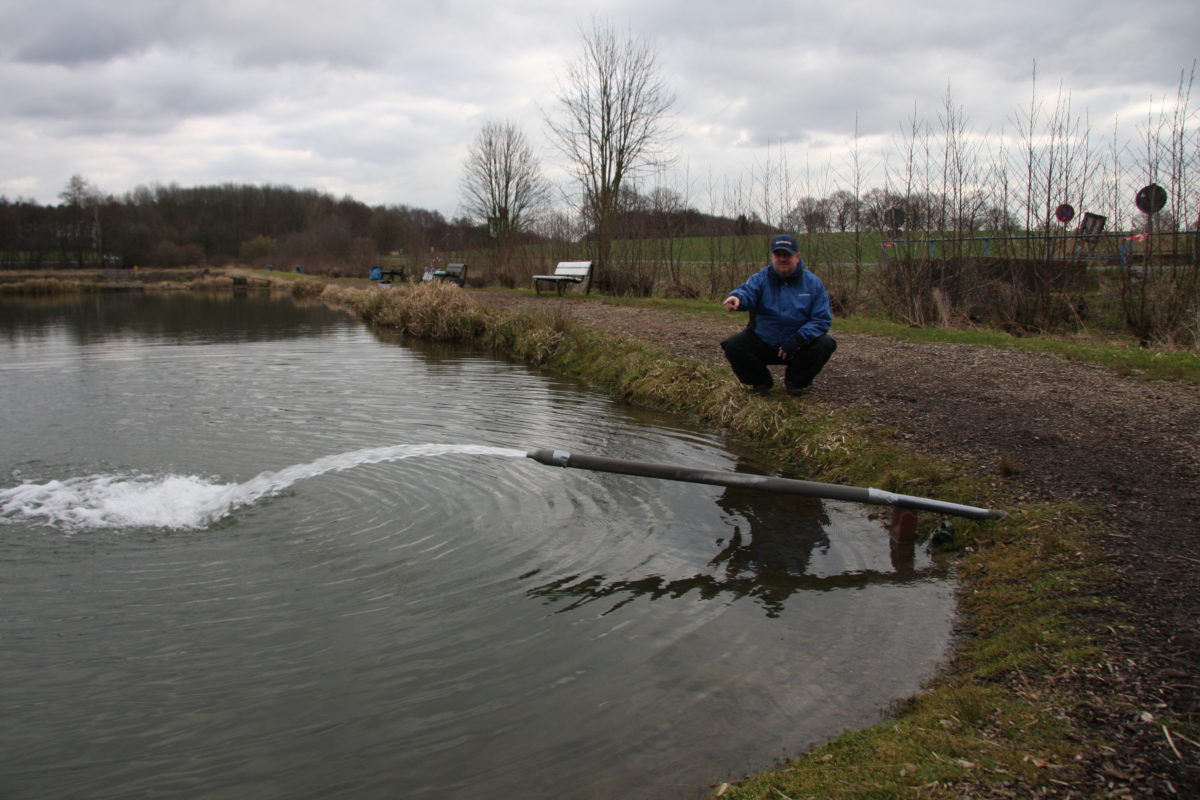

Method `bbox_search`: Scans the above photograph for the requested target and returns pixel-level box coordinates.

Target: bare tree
[833,113,877,278]
[883,101,926,246]
[545,19,675,287]
[459,120,551,253]
[938,86,988,240]
[58,174,102,267]
[754,139,795,228]
[791,196,831,234]
[827,190,860,233]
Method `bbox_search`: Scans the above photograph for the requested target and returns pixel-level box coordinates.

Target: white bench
[532,261,593,296]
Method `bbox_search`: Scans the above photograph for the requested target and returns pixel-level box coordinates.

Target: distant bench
[532,261,593,296]
[423,263,468,287]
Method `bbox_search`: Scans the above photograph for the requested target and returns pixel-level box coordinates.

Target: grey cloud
[4,0,401,70]
[0,49,270,139]
[6,2,177,65]
[0,0,1194,213]
[655,0,1196,158]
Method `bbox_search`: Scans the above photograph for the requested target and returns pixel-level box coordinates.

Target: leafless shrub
[882,257,1093,332]
[290,279,327,299]
[1118,65,1200,348]
[819,266,871,318]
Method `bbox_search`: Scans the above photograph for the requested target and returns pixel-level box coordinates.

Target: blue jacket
[728,263,833,348]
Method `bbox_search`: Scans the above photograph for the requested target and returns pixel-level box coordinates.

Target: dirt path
[470,291,1200,795]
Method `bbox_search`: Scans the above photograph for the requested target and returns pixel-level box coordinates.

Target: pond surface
[0,292,955,799]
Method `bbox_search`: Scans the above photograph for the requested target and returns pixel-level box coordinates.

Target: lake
[0,291,955,799]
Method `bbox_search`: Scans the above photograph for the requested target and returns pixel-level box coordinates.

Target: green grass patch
[838,316,1200,384]
[715,679,1084,799]
[447,230,995,268]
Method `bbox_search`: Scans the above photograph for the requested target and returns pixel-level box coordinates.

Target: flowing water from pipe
[2,444,525,531]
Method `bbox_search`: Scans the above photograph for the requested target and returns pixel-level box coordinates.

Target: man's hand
[723,295,740,311]
[778,334,807,359]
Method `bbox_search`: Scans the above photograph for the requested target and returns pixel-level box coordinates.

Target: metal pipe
[526,448,1005,521]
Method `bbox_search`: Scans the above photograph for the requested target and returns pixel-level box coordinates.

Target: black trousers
[720,329,837,389]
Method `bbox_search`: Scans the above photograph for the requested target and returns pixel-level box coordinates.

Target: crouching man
[720,234,837,396]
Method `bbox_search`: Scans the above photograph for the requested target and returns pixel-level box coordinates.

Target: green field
[438,228,1164,269]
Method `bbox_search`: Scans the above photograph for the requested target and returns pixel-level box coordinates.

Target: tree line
[0,179,472,271]
[0,172,777,273]
[1,174,770,272]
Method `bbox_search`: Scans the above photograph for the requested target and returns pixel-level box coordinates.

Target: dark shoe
[785,382,812,396]
[748,383,772,396]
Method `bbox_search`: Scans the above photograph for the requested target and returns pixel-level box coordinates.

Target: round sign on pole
[1054,203,1075,224]
[1135,184,1167,214]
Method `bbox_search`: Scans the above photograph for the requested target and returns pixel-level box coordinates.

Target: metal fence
[880,231,1198,269]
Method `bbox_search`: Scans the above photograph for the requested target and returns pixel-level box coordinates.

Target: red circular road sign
[1054,203,1075,223]
[1135,184,1167,214]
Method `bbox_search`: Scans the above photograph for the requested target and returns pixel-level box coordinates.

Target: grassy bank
[0,267,236,293]
[314,280,1120,797]
[0,266,339,295]
[478,286,1200,385]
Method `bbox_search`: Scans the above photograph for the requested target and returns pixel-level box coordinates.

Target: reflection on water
[528,460,943,618]
[0,293,956,800]
[0,291,349,346]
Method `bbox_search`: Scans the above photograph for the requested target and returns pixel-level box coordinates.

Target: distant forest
[0,178,765,272]
[1,180,475,270]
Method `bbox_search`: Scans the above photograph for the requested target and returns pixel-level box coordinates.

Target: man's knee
[793,334,836,372]
[721,330,753,357]
[809,333,836,358]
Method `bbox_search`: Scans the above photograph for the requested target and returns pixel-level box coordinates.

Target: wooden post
[889,507,918,543]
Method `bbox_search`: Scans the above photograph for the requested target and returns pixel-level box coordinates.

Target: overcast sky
[1,0,1195,218]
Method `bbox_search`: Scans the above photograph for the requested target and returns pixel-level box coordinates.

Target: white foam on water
[0,444,525,532]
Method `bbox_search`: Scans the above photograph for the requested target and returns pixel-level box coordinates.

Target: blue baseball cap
[770,234,799,255]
